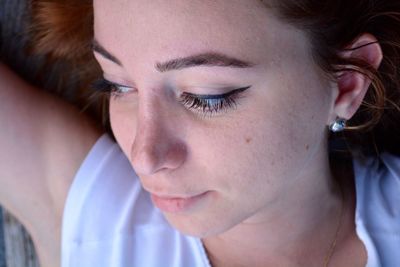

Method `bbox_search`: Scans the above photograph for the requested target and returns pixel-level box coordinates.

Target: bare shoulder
[0,63,103,266]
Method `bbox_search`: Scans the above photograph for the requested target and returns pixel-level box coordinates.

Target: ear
[330,33,383,123]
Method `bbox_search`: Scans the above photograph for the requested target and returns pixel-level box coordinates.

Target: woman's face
[93,0,335,237]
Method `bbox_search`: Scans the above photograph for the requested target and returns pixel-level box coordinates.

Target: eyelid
[181,86,251,99]
[104,79,132,88]
[103,78,136,92]
[178,85,250,118]
[103,78,250,98]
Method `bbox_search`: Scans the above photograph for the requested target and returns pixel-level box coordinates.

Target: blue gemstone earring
[329,118,347,132]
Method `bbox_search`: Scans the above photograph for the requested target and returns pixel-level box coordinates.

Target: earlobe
[332,33,383,121]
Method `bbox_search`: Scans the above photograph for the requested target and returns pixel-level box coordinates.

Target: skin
[0,63,102,267]
[93,0,383,266]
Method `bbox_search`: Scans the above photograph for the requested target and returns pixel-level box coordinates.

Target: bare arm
[0,63,103,266]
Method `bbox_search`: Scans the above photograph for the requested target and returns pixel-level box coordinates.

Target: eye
[178,86,250,118]
[91,78,134,99]
[92,78,251,118]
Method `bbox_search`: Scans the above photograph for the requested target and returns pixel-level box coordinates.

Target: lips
[150,191,210,213]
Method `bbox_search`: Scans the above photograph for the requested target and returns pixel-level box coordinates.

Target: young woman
[1,0,399,266]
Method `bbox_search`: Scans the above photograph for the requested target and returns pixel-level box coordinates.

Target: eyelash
[92,78,250,118]
[92,79,132,98]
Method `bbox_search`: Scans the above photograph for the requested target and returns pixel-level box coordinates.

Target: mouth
[150,191,211,213]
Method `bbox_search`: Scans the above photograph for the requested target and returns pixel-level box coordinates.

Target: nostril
[164,142,188,169]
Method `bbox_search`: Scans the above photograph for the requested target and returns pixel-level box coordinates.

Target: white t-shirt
[61,134,400,267]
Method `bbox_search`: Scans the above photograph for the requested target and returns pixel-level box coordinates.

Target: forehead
[93,0,308,71]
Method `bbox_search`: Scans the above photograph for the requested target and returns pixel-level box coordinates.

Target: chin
[163,212,236,238]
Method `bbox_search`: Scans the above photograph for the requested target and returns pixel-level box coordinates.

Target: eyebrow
[92,38,256,72]
[92,39,123,66]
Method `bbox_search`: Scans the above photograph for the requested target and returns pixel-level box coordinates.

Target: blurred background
[1,1,42,266]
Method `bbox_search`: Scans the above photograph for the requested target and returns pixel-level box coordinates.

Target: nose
[130,99,187,176]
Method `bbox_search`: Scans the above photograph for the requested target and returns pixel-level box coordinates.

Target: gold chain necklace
[323,180,345,267]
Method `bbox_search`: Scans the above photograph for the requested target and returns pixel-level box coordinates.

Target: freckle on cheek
[245,137,252,144]
[306,144,310,150]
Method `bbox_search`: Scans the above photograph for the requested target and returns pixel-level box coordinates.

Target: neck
[202,144,345,267]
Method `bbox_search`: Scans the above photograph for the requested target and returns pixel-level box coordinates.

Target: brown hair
[29,0,400,156]
[29,0,107,129]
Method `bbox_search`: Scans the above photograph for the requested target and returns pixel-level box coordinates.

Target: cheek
[196,71,330,194]
[253,76,330,180]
